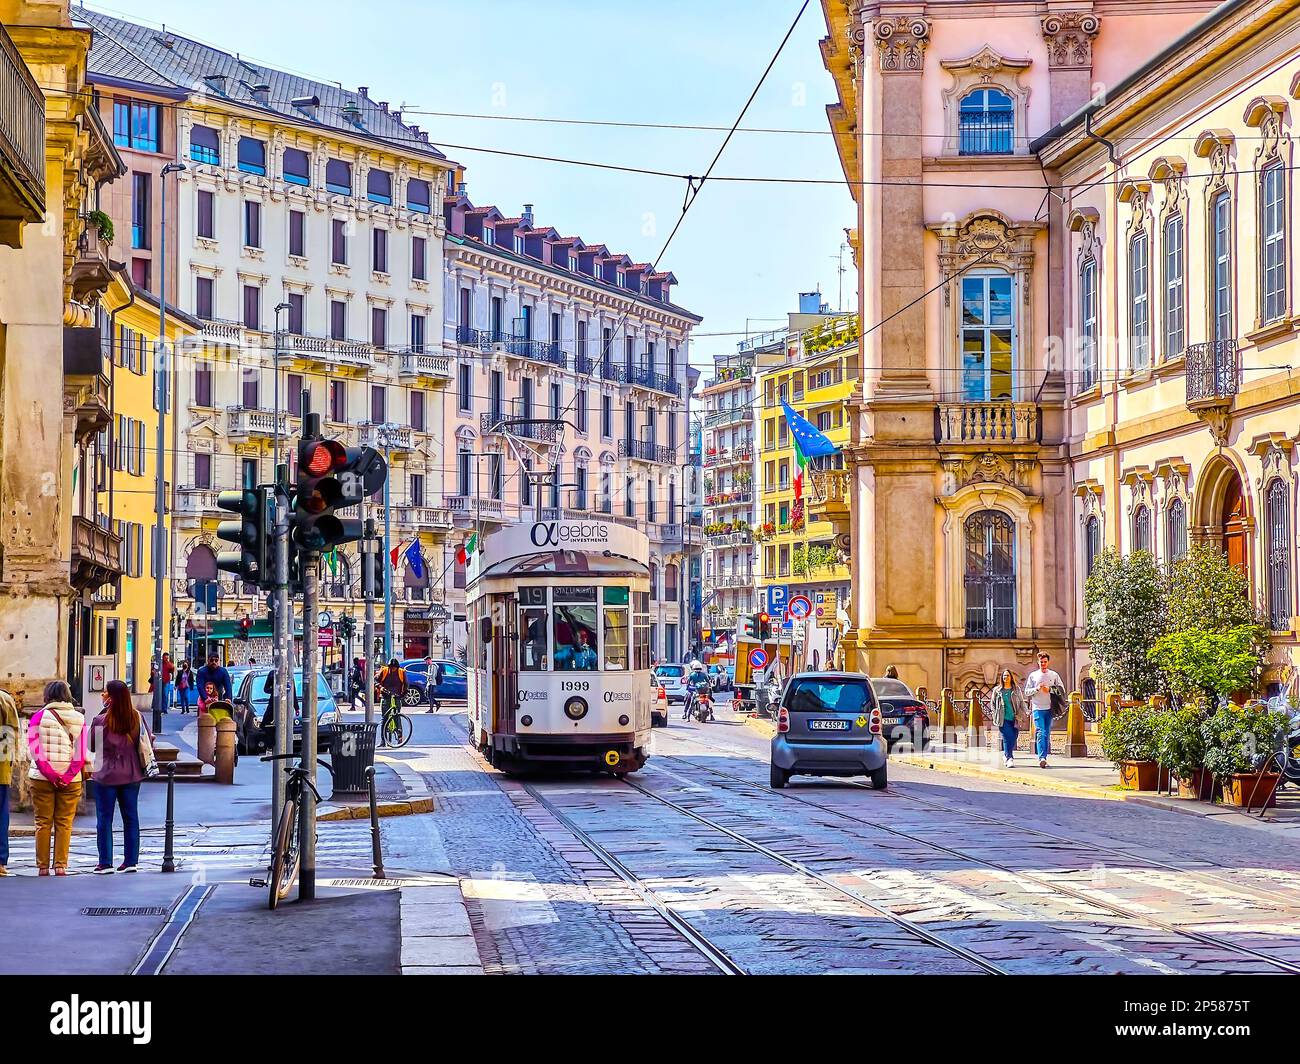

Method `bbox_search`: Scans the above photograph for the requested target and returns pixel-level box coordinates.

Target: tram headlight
[618,714,630,727]
[564,696,589,721]
[520,715,533,728]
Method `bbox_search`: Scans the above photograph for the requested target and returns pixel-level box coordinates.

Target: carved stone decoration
[1040,12,1101,70]
[943,452,1036,492]
[875,15,929,73]
[1199,407,1233,447]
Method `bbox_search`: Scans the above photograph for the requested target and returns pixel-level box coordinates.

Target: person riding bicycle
[377,658,408,714]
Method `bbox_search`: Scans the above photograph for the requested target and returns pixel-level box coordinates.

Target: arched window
[1133,505,1151,555]
[959,88,1014,155]
[1265,479,1292,631]
[1166,498,1187,563]
[964,510,1015,639]
[1084,515,1101,577]
[664,563,679,601]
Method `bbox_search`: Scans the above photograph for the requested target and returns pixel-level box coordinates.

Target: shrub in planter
[1153,701,1211,799]
[1200,702,1289,807]
[1100,703,1163,790]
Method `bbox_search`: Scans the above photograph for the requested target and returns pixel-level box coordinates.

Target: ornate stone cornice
[1040,11,1100,70]
[875,15,929,74]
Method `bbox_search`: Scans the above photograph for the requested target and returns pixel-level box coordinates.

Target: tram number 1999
[561,680,590,692]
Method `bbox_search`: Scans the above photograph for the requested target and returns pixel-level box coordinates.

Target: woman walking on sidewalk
[176,661,194,714]
[989,669,1025,768]
[27,681,87,877]
[88,680,153,874]
[0,689,21,876]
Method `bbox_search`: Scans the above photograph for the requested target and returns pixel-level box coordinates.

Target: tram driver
[553,612,599,672]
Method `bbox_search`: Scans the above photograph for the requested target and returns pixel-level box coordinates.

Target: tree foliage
[1084,548,1166,699]
[1150,627,1263,704]
[1165,545,1260,633]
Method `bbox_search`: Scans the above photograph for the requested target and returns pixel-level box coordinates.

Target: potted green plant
[1099,702,1162,790]
[1200,702,1289,808]
[1154,701,1211,799]
[86,209,114,244]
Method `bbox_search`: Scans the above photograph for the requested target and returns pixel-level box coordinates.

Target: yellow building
[85,271,200,695]
[755,316,857,665]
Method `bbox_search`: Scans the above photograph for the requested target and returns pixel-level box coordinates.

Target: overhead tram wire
[36,83,1300,193]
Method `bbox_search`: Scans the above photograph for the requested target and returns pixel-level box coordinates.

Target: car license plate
[883,717,903,725]
[809,719,850,731]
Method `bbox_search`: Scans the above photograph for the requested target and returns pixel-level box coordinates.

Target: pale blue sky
[87,0,854,368]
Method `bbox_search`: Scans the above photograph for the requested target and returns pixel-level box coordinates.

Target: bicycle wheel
[268,798,300,911]
[383,711,413,749]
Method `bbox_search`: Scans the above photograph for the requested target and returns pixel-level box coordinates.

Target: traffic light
[739,612,758,640]
[758,611,773,640]
[365,535,386,600]
[236,615,253,642]
[216,467,270,586]
[292,437,387,553]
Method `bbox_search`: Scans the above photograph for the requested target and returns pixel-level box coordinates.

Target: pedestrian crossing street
[6,819,378,880]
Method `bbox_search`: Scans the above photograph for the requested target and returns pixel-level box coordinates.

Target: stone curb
[318,755,436,821]
[397,877,484,976]
[744,716,777,740]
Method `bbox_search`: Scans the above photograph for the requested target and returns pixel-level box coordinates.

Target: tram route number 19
[561,680,590,691]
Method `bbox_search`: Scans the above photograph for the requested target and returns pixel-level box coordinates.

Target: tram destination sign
[467,518,651,585]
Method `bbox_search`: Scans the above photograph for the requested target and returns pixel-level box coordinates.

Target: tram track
[649,750,1300,976]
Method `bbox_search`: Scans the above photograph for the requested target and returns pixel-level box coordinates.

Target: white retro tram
[465,517,653,774]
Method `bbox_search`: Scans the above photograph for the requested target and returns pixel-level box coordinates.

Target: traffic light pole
[272,464,291,831]
[299,549,319,902]
[362,507,376,726]
[381,434,394,662]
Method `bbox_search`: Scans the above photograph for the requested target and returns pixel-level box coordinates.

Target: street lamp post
[273,303,290,468]
[151,161,186,735]
[380,427,394,662]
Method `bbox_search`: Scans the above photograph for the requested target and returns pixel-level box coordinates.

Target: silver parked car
[769,672,887,790]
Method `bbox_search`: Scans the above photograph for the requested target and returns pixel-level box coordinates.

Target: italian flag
[456,531,479,567]
[792,435,808,501]
[781,398,839,504]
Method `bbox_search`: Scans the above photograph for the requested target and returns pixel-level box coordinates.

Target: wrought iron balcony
[935,401,1040,448]
[70,515,123,594]
[704,489,753,507]
[0,23,45,244]
[628,365,682,396]
[618,439,676,465]
[600,360,625,383]
[703,446,754,469]
[396,350,453,380]
[705,405,750,429]
[705,530,753,548]
[575,351,593,376]
[508,338,566,367]
[1185,340,1239,409]
[226,406,290,440]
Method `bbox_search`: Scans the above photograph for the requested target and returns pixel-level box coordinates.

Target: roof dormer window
[514,234,525,255]
[484,225,495,246]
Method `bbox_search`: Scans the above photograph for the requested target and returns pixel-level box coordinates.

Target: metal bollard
[161,763,177,873]
[366,765,385,880]
[1105,691,1120,721]
[965,693,982,749]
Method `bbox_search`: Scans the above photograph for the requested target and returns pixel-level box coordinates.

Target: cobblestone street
[378,707,1300,975]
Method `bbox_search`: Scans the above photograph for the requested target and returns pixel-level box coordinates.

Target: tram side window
[603,608,629,670]
[554,605,598,671]
[520,607,548,671]
[632,590,651,671]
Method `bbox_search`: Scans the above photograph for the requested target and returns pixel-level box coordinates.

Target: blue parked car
[399,659,468,704]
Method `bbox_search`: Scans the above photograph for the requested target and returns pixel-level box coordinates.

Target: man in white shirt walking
[1024,651,1064,768]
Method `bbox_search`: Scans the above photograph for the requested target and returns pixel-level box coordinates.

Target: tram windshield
[514,584,645,673]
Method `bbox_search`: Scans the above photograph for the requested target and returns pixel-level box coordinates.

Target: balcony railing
[0,22,46,235]
[706,530,753,548]
[628,366,682,397]
[705,406,749,429]
[70,515,123,594]
[373,505,455,532]
[397,350,453,380]
[600,360,625,383]
[175,488,221,517]
[1185,340,1239,408]
[704,490,753,507]
[703,446,754,469]
[575,351,593,376]
[618,439,676,465]
[227,406,290,439]
[959,110,1015,156]
[658,524,704,551]
[718,573,754,588]
[935,401,1039,447]
[444,495,505,518]
[807,467,850,526]
[359,422,414,451]
[801,315,859,356]
[285,332,374,370]
[199,317,244,343]
[703,365,753,389]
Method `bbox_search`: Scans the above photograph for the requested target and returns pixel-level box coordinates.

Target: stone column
[1040,10,1101,126]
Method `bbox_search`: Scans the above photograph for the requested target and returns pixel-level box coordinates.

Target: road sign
[748,648,769,670]
[317,630,334,648]
[789,594,813,620]
[766,584,789,616]
[815,590,838,628]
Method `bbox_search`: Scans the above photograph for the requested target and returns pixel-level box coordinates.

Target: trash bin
[329,721,378,794]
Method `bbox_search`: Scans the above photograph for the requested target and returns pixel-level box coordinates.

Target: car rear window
[656,665,685,678]
[871,678,912,698]
[785,678,875,714]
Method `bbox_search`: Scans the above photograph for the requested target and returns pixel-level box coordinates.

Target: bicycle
[379,691,413,748]
[255,752,333,911]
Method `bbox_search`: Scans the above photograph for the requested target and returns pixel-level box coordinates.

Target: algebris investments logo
[49,996,152,1045]
[529,521,611,548]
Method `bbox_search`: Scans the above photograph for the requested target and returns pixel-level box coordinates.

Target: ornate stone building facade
[819,0,1220,699]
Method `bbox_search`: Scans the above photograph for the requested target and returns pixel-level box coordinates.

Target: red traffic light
[303,439,346,477]
[758,611,770,624]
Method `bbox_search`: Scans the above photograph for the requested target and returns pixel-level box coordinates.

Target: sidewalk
[742,716,1300,838]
